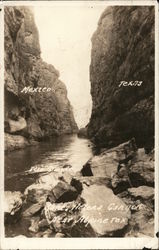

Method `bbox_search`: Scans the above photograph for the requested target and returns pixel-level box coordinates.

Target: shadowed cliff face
[5,6,78,146]
[88,6,154,149]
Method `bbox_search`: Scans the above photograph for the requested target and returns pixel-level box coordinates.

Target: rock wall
[4,6,78,150]
[88,6,154,149]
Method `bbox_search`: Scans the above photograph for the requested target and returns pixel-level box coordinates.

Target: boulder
[48,181,78,203]
[70,177,83,193]
[111,148,154,193]
[4,191,23,216]
[80,184,131,236]
[24,183,51,203]
[116,191,145,212]
[128,148,154,187]
[38,219,49,230]
[81,139,137,179]
[5,133,29,151]
[7,117,27,133]
[127,208,154,237]
[55,233,65,238]
[58,170,74,185]
[129,160,154,187]
[29,217,40,233]
[128,186,154,200]
[128,186,154,209]
[22,202,44,217]
[37,172,59,186]
[111,166,132,194]
[4,191,23,224]
[38,170,74,187]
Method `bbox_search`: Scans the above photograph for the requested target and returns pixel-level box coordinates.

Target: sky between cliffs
[34,4,107,128]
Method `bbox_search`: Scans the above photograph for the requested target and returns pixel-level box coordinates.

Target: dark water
[5,134,93,192]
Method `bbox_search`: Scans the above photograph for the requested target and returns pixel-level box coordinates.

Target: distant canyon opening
[34,5,107,128]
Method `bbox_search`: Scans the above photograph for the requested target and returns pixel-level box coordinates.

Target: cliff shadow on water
[4,5,155,239]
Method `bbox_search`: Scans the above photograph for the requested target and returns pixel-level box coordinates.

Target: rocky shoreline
[5,138,154,238]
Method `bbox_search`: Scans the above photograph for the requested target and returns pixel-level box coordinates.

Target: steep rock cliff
[5,6,77,149]
[88,6,154,149]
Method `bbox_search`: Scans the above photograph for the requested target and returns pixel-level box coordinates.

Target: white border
[0,1,158,249]
[1,0,158,7]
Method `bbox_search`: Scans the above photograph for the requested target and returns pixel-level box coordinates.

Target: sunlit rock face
[4,6,78,149]
[88,6,154,149]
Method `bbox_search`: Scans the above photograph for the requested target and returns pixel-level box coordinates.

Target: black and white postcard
[0,0,158,249]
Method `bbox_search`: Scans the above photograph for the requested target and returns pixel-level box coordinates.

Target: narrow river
[5,134,93,192]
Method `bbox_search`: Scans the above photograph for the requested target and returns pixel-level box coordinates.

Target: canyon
[4,5,155,239]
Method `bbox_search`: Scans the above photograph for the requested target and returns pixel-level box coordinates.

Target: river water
[5,134,93,192]
[5,134,94,237]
